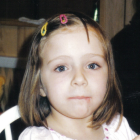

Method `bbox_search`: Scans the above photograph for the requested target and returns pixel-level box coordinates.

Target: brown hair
[18,12,123,129]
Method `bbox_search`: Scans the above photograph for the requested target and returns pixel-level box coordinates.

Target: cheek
[89,71,108,85]
[42,72,70,95]
[88,72,108,95]
[91,76,107,103]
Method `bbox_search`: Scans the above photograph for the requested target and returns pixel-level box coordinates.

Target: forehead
[48,25,100,40]
[40,25,105,53]
[40,26,105,60]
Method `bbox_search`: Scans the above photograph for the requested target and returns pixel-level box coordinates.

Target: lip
[68,96,91,100]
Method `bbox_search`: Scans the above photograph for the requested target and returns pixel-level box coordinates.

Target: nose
[71,68,88,87]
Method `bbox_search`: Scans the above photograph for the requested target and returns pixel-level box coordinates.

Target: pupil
[90,64,95,69]
[59,66,64,71]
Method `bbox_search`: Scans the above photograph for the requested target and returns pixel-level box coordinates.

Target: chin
[66,111,93,119]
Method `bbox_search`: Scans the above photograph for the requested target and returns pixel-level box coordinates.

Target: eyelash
[54,63,100,72]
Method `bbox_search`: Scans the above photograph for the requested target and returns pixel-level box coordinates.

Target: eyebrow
[83,53,105,59]
[47,56,72,64]
[47,53,105,64]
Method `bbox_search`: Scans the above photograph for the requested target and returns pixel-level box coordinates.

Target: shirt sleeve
[18,126,54,140]
[103,114,138,140]
[119,116,137,139]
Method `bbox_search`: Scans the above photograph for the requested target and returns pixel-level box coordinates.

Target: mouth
[68,96,91,101]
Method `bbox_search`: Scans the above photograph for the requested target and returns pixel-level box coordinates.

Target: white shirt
[18,114,137,140]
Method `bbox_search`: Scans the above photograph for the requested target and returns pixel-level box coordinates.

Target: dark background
[0,0,99,19]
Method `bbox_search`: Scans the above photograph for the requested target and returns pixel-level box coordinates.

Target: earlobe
[40,88,47,97]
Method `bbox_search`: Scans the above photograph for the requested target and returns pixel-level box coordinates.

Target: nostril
[71,73,87,86]
[74,82,83,86]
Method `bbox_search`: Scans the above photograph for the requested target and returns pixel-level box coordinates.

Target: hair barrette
[41,22,48,36]
[59,14,68,24]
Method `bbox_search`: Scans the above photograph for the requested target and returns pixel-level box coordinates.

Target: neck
[46,109,104,140]
[47,108,92,129]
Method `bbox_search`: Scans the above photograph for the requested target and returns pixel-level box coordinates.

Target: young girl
[18,12,139,140]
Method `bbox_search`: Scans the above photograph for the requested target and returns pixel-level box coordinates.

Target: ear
[40,72,47,97]
[40,88,47,97]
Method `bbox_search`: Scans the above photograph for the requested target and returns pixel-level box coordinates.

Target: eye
[87,63,99,70]
[55,65,67,72]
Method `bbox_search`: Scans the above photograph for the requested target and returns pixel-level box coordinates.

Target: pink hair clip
[59,14,68,24]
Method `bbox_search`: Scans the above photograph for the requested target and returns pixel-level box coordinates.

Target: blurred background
[0,0,99,20]
[0,0,140,139]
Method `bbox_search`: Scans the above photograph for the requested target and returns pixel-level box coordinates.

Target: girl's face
[40,26,108,119]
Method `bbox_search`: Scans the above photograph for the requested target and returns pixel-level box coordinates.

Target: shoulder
[102,114,138,140]
[18,126,53,140]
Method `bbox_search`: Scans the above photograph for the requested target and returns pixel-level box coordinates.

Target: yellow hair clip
[41,22,48,36]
